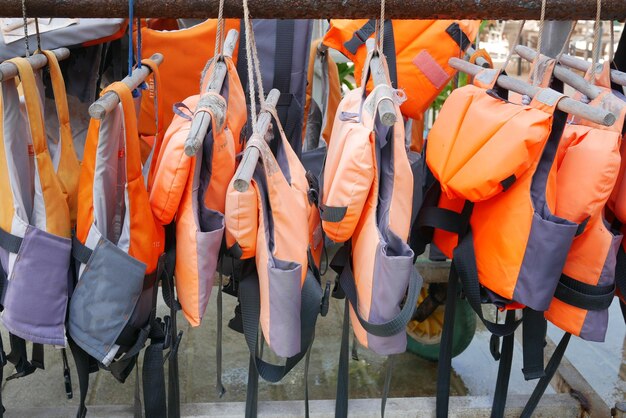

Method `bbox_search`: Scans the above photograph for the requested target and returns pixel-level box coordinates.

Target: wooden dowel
[2,0,626,20]
[366,39,397,127]
[88,53,164,119]
[465,46,491,68]
[515,45,604,100]
[184,29,239,156]
[559,54,626,87]
[0,47,70,82]
[449,58,616,127]
[232,89,281,193]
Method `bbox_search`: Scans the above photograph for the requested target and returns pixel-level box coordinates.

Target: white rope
[589,0,602,79]
[242,0,266,133]
[214,0,226,57]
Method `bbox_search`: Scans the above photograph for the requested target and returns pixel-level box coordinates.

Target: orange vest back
[323,19,479,120]
[137,19,239,139]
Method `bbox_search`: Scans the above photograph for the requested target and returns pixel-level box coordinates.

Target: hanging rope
[34,17,42,52]
[555,21,578,65]
[609,20,614,62]
[376,0,386,52]
[214,0,226,57]
[242,0,266,133]
[589,0,602,79]
[501,20,526,74]
[21,0,30,57]
[530,0,548,87]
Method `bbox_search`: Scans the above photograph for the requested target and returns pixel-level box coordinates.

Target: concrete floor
[0,266,624,415]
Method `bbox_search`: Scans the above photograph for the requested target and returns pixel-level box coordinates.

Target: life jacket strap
[71,236,93,265]
[521,308,547,381]
[553,274,616,311]
[520,333,572,418]
[445,22,472,51]
[490,310,517,418]
[0,226,23,255]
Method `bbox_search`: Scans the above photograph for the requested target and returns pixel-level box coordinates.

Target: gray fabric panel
[267,258,302,358]
[253,20,278,93]
[67,236,146,364]
[195,212,224,322]
[92,105,125,242]
[515,212,578,311]
[367,230,412,355]
[579,231,623,342]
[2,79,34,222]
[0,19,126,61]
[1,225,70,346]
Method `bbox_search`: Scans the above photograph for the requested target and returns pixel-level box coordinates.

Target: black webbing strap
[381,355,395,418]
[445,22,472,51]
[319,204,348,223]
[344,20,376,55]
[5,334,43,381]
[304,340,314,418]
[520,333,572,418]
[611,27,626,92]
[142,319,167,418]
[335,299,351,418]
[382,20,398,89]
[69,337,93,418]
[337,252,422,337]
[216,266,226,397]
[615,245,626,323]
[0,333,6,416]
[0,226,22,255]
[453,232,522,336]
[554,274,615,311]
[274,20,303,159]
[436,232,521,418]
[239,268,321,418]
[490,310,516,418]
[521,308,547,381]
[160,225,183,418]
[72,236,93,265]
[435,262,460,417]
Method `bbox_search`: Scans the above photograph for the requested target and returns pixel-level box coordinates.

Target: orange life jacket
[543,63,625,341]
[323,19,479,120]
[150,55,247,326]
[0,52,80,349]
[321,50,423,416]
[302,38,342,148]
[137,19,239,141]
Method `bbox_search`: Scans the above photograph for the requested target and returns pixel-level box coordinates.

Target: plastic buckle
[164,331,184,364]
[331,274,345,300]
[490,334,501,361]
[320,281,331,317]
[64,367,73,399]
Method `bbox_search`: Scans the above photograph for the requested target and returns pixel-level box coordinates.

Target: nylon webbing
[520,333,572,418]
[238,268,321,417]
[554,274,615,311]
[435,262,460,417]
[490,310,516,418]
[71,237,93,265]
[338,254,422,337]
[522,308,547,381]
[0,226,23,254]
[335,299,351,418]
[319,204,347,223]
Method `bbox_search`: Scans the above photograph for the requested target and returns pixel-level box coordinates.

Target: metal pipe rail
[2,0,625,20]
[184,29,239,156]
[88,53,164,119]
[449,58,616,127]
[0,48,69,82]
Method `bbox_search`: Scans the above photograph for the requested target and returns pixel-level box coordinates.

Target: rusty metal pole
[1,0,626,19]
